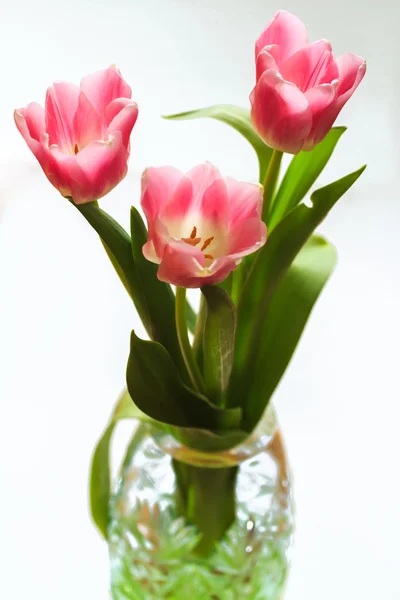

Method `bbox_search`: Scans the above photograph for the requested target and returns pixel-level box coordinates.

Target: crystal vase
[109,408,293,599]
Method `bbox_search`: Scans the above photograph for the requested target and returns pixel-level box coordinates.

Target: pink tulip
[250,10,366,154]
[14,66,138,204]
[141,164,267,288]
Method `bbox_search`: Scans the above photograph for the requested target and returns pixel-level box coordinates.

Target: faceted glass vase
[109,409,293,600]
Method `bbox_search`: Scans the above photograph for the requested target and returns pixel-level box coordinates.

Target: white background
[1,1,399,598]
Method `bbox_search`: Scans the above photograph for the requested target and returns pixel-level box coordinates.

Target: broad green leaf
[164,104,273,181]
[269,127,346,230]
[89,390,154,538]
[73,201,151,332]
[228,165,366,417]
[130,207,190,380]
[242,236,337,429]
[201,286,236,403]
[127,331,241,430]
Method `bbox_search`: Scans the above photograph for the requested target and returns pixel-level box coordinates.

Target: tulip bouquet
[15,9,366,595]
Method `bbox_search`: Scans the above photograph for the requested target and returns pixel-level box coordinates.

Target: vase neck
[151,406,277,468]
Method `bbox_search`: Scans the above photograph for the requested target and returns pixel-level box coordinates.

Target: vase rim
[151,405,277,468]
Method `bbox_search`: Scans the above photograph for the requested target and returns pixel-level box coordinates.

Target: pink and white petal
[143,217,171,262]
[304,55,365,149]
[256,10,308,66]
[73,132,128,203]
[280,40,339,92]
[185,163,222,212]
[80,66,132,118]
[45,82,80,151]
[73,91,103,151]
[250,70,312,154]
[47,146,91,199]
[14,103,46,143]
[106,101,138,148]
[142,239,159,264]
[225,178,264,226]
[302,82,338,149]
[335,53,366,105]
[228,218,267,258]
[157,241,206,288]
[256,45,280,80]
[141,166,184,222]
[14,108,82,197]
[200,256,240,287]
[160,175,193,231]
[199,177,228,230]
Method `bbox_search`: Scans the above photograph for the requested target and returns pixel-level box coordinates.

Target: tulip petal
[225,178,264,226]
[280,40,339,92]
[15,103,46,143]
[106,100,139,148]
[256,10,308,66]
[46,146,90,198]
[14,108,80,195]
[303,82,338,150]
[45,82,80,151]
[335,53,366,104]
[160,176,193,226]
[72,133,128,203]
[305,54,366,149]
[80,65,132,118]
[73,91,103,151]
[256,45,280,81]
[185,163,222,212]
[157,242,238,288]
[143,216,171,263]
[157,240,205,287]
[199,177,228,229]
[250,69,312,154]
[141,166,184,220]
[228,218,267,258]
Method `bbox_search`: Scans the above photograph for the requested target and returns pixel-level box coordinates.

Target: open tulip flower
[141,164,267,288]
[250,10,366,153]
[14,66,138,203]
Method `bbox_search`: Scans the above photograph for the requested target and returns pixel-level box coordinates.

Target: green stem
[175,287,206,393]
[192,294,206,370]
[261,149,283,222]
[173,460,238,556]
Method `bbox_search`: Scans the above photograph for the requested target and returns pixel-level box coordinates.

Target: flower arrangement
[14,9,366,597]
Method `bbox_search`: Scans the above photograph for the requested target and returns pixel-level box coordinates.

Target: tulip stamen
[74,144,79,155]
[182,229,214,261]
[182,225,202,246]
[201,237,214,252]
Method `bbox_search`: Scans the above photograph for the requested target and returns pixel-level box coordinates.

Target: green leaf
[89,390,153,538]
[130,207,191,380]
[176,427,247,453]
[72,201,151,331]
[201,286,236,403]
[164,104,273,181]
[229,165,366,421]
[127,331,241,430]
[269,127,346,230]
[242,235,337,429]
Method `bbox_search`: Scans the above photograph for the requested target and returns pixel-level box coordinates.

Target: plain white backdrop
[1,0,399,598]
